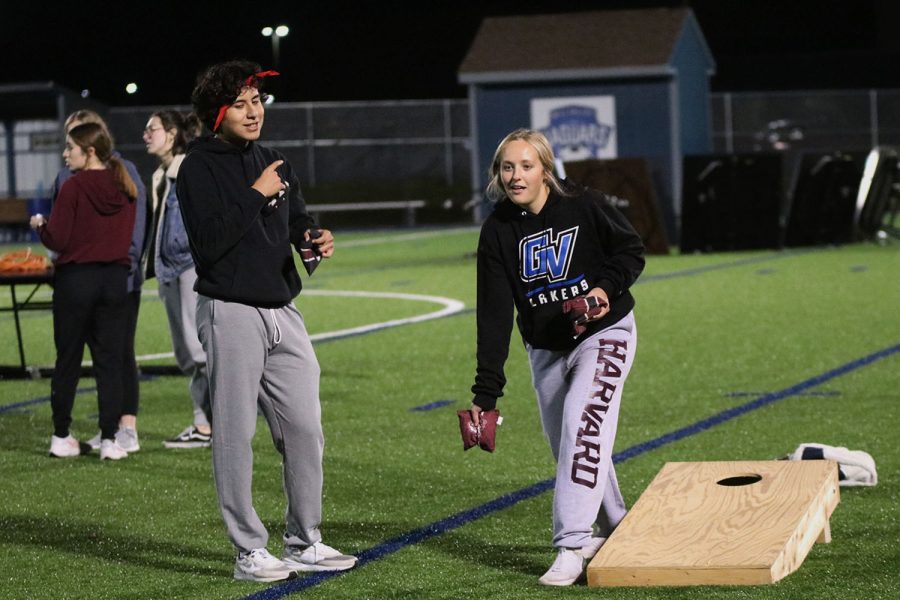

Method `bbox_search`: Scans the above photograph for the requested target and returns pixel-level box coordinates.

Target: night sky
[3,0,900,107]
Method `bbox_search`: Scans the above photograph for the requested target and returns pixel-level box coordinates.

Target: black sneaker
[163,425,211,449]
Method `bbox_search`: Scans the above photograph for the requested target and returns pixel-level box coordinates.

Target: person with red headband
[176,60,355,582]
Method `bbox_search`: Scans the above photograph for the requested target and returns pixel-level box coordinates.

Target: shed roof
[458,7,714,84]
[0,81,103,121]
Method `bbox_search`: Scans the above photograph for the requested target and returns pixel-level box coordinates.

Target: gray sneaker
[163,425,211,449]
[115,427,140,453]
[282,541,357,572]
[234,548,295,582]
[86,432,102,451]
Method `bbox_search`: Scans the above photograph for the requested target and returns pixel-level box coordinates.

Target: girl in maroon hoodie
[31,122,137,460]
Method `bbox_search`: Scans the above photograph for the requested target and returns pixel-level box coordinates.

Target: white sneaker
[234,548,295,582]
[86,432,102,451]
[116,427,140,453]
[538,547,592,587]
[49,435,81,458]
[100,439,128,461]
[282,541,357,572]
[581,536,608,560]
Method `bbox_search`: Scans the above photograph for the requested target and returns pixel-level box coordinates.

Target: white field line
[16,227,478,302]
[338,226,477,248]
[131,289,465,363]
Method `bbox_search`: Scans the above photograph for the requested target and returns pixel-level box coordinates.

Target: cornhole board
[588,460,840,587]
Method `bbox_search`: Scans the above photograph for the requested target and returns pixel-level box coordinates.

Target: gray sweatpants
[196,295,324,553]
[528,311,637,549]
[159,267,211,428]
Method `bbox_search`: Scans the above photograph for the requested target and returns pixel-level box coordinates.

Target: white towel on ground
[788,443,877,487]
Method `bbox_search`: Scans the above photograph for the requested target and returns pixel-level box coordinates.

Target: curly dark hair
[191,60,267,131]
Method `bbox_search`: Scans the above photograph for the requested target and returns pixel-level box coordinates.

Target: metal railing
[110,98,471,193]
[6,89,900,205]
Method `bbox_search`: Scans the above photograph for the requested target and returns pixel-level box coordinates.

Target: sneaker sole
[163,441,211,449]
[537,570,586,587]
[538,577,580,586]
[282,560,357,573]
[49,441,92,458]
[233,570,296,583]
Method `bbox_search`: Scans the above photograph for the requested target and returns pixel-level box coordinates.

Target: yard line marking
[639,249,810,283]
[130,252,792,362]
[0,248,849,414]
[0,290,466,400]
[131,251,791,362]
[128,290,465,362]
[0,249,800,331]
[0,386,96,415]
[339,227,478,248]
[409,400,454,412]
[245,341,900,598]
[304,290,465,343]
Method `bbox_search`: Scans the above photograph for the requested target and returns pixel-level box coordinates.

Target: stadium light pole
[261,25,289,71]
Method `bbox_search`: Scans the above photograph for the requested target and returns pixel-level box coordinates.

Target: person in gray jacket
[143,109,212,448]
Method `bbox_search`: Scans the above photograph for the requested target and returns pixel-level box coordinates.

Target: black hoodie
[176,136,316,307]
[471,180,645,409]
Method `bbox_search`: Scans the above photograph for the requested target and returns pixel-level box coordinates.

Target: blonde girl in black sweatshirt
[469,129,645,586]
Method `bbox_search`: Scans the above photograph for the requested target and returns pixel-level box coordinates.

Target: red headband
[212,70,280,132]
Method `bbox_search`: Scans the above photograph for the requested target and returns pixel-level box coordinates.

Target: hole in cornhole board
[717,473,763,486]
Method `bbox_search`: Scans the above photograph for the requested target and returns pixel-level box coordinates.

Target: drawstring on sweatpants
[269,309,282,345]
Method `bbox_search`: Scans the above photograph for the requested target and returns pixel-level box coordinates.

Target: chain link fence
[5,90,900,238]
[707,90,900,208]
[711,89,900,154]
[108,99,473,228]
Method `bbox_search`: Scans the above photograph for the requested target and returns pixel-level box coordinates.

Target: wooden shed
[458,7,716,240]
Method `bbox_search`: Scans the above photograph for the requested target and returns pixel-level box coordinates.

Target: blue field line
[246,341,900,598]
[0,374,157,415]
[409,400,454,412]
[639,250,805,283]
[726,390,841,398]
[0,386,97,415]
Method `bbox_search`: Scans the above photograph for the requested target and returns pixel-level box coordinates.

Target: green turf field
[0,230,897,599]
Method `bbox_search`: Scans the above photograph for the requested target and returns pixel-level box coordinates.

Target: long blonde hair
[485,128,567,202]
[64,110,113,139]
